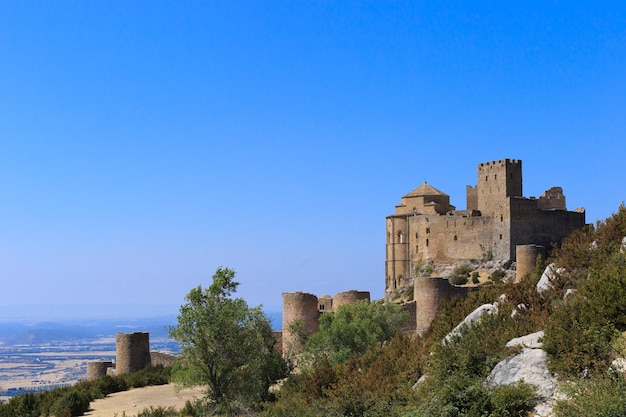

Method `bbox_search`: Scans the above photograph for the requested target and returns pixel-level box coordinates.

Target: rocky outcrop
[485,331,561,417]
[537,264,565,294]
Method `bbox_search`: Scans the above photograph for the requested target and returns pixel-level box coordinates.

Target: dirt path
[83,384,204,417]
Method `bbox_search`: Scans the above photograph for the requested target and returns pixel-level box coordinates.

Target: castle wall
[538,187,566,210]
[509,198,586,258]
[414,277,470,334]
[150,351,177,368]
[282,292,319,355]
[116,332,151,375]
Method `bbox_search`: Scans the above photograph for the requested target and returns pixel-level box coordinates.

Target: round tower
[515,244,545,280]
[414,277,468,334]
[87,361,113,380]
[282,292,319,356]
[116,332,151,375]
[332,290,370,311]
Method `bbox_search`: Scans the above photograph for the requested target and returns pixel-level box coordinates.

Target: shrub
[555,373,626,417]
[489,269,506,283]
[471,272,480,284]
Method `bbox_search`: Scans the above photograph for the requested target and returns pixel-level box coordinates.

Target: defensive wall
[282,290,370,355]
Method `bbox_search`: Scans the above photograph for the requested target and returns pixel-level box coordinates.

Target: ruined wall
[509,198,586,257]
[414,277,470,334]
[87,361,114,381]
[150,351,177,368]
[466,185,478,211]
[282,292,319,355]
[116,332,151,375]
[538,187,566,210]
[516,244,546,279]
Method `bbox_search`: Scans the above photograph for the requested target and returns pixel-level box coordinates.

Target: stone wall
[150,351,177,368]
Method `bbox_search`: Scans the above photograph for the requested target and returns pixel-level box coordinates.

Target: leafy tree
[169,267,286,411]
[303,299,408,365]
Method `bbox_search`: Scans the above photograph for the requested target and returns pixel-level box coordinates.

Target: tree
[302,299,408,365]
[169,267,286,410]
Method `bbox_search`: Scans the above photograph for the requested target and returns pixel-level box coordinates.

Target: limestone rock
[621,236,626,253]
[444,303,498,344]
[505,330,544,349]
[537,264,565,294]
[486,333,562,417]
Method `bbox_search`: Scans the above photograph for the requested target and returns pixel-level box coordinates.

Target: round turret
[332,290,370,310]
[516,244,545,280]
[116,332,151,375]
[414,277,469,334]
[282,292,319,355]
[87,361,113,380]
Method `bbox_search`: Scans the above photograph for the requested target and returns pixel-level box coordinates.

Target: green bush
[490,382,536,417]
[555,373,626,417]
[489,269,506,283]
[471,272,480,284]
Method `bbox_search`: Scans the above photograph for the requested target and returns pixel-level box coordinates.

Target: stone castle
[385,158,586,291]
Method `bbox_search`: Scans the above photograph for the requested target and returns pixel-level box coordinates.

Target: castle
[385,158,586,291]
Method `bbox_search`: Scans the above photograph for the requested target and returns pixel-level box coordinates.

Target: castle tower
[515,244,545,279]
[282,292,319,355]
[476,159,522,214]
[332,290,370,311]
[414,277,470,334]
[87,361,113,380]
[115,332,151,375]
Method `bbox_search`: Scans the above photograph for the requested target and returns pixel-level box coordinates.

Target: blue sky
[1,1,624,320]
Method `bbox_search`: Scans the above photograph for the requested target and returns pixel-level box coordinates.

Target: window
[426,227,430,234]
[454,235,458,241]
[319,304,325,311]
[398,232,403,243]
[499,234,503,240]
[415,232,418,239]
[426,239,429,247]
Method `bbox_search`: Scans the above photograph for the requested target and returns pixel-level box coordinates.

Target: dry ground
[83,384,204,417]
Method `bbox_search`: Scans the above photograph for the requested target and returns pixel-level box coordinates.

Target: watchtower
[476,159,522,215]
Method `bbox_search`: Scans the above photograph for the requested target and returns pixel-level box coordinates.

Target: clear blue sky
[1,1,624,320]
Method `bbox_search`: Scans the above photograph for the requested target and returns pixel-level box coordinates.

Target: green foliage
[555,373,626,417]
[169,267,287,410]
[449,265,472,285]
[0,365,170,417]
[489,383,536,417]
[471,271,480,284]
[543,295,616,377]
[489,269,506,283]
[303,299,409,366]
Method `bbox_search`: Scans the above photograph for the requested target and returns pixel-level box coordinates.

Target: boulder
[444,303,498,344]
[505,330,544,349]
[485,332,562,417]
[537,264,565,294]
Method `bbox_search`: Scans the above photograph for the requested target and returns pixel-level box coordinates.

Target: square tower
[476,159,522,214]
